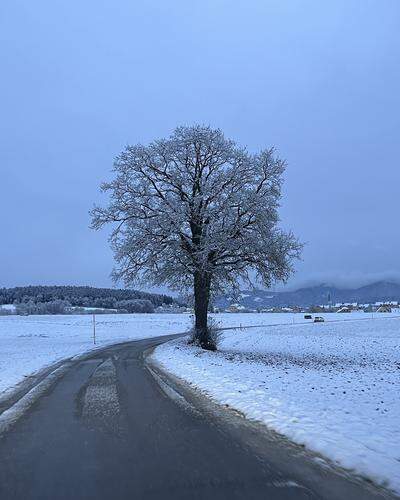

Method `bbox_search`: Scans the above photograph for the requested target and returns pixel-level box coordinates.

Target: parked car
[314,316,325,323]
[304,314,312,319]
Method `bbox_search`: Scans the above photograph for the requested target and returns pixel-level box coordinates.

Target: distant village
[155,301,400,314]
[219,301,399,314]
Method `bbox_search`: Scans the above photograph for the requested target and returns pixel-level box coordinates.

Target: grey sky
[1,1,399,291]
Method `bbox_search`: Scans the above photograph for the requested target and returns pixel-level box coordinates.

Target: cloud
[278,270,400,291]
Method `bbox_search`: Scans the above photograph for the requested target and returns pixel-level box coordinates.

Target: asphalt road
[0,336,391,500]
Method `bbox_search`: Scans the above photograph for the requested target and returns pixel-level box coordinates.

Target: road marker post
[93,314,96,345]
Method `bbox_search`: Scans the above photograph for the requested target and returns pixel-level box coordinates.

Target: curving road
[0,336,391,500]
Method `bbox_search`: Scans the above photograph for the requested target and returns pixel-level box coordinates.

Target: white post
[93,313,96,345]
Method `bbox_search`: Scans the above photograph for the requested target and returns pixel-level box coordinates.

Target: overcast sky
[1,1,399,292]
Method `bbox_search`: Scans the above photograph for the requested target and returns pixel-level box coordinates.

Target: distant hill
[3,282,398,312]
[0,285,178,309]
[216,281,400,309]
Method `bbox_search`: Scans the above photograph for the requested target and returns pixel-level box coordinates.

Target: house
[376,304,392,313]
[226,303,244,313]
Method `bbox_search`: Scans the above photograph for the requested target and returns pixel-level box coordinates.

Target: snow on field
[0,314,191,396]
[0,310,391,396]
[0,311,280,395]
[153,315,400,494]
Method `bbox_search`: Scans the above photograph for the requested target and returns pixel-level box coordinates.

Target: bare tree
[91,125,301,350]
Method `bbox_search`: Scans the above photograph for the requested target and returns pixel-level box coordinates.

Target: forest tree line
[0,286,178,315]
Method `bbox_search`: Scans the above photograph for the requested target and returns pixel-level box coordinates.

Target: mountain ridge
[216,281,400,309]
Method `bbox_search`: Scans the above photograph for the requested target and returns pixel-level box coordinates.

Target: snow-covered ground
[0,313,190,396]
[0,311,272,395]
[0,310,392,396]
[153,315,400,494]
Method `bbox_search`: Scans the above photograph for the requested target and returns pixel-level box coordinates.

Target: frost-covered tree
[91,125,301,349]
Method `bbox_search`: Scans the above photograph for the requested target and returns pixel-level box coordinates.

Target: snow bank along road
[153,316,400,496]
[0,336,392,500]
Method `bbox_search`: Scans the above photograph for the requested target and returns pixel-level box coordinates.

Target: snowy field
[0,313,190,396]
[0,310,393,396]
[0,311,279,395]
[153,314,400,494]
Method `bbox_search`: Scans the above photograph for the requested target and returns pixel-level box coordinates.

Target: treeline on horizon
[0,285,178,315]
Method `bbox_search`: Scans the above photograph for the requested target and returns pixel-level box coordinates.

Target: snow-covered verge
[152,316,400,494]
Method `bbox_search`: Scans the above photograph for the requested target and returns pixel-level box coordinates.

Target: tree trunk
[193,271,215,350]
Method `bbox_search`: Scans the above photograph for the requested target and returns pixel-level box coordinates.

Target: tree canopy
[92,125,301,348]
